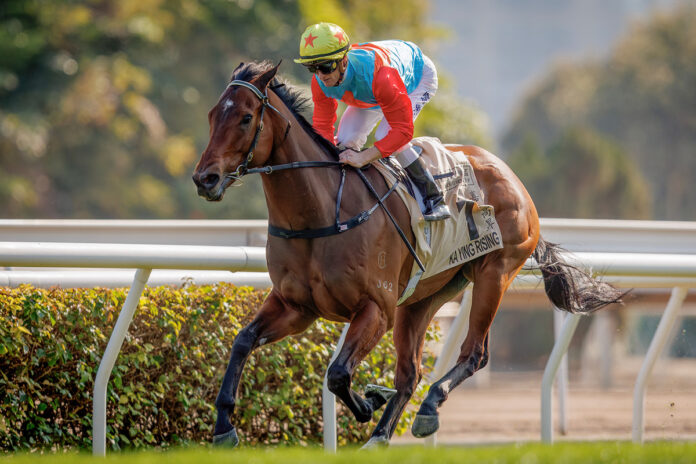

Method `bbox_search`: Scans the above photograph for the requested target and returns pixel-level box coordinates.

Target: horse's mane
[231,61,340,158]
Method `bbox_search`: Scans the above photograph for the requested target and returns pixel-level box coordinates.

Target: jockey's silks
[317,41,424,104]
[311,40,426,156]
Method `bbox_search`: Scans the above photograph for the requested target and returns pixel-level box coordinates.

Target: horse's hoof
[365,384,397,403]
[411,414,439,438]
[213,427,239,447]
[361,435,390,449]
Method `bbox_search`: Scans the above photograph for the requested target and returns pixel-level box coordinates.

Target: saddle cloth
[373,136,504,304]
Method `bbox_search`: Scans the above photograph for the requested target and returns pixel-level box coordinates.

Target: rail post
[632,286,688,443]
[93,268,151,456]
[322,324,350,452]
[541,311,581,443]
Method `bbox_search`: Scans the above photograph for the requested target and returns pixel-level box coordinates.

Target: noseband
[225,80,290,180]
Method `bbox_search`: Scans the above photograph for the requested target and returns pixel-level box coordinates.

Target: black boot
[404,154,452,221]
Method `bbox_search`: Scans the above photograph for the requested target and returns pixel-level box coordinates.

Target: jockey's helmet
[294,23,350,65]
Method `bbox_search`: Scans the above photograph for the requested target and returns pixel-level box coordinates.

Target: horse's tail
[533,236,625,314]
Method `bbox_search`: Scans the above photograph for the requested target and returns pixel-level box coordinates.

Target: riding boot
[404,154,452,221]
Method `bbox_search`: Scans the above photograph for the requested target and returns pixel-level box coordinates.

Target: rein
[225,79,425,272]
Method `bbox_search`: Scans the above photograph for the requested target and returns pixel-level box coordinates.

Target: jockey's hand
[339,146,382,168]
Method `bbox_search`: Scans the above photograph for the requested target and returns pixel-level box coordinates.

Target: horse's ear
[229,62,245,81]
[253,61,281,92]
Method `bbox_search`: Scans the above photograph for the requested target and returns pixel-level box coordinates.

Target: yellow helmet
[294,23,350,64]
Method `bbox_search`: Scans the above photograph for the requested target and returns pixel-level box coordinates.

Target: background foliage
[0,283,439,451]
[506,128,652,219]
[0,0,490,220]
[2,2,694,221]
[503,4,696,220]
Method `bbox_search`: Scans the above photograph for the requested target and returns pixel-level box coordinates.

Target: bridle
[224,80,291,180]
[223,79,343,180]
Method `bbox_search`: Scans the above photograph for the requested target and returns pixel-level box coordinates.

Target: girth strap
[268,170,398,239]
[268,210,372,239]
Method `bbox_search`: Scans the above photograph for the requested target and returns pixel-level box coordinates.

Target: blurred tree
[503,4,696,220]
[0,0,304,219]
[508,127,651,219]
[415,75,494,149]
[0,0,491,219]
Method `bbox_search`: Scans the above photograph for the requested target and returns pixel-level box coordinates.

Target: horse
[191,61,624,447]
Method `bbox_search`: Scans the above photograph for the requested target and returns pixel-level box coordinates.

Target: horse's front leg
[326,300,392,424]
[213,290,316,446]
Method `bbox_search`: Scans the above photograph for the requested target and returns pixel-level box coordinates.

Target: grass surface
[2,442,696,464]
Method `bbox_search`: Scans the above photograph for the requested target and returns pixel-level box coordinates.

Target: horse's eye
[241,114,253,125]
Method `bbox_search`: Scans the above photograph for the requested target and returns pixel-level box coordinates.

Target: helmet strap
[335,55,348,86]
[335,71,345,86]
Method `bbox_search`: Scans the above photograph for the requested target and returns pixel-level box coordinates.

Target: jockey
[294,22,451,221]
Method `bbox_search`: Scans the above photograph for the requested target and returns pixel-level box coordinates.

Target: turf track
[2,442,696,464]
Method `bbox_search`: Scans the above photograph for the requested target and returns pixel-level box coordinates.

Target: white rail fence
[0,219,270,289]
[2,217,695,251]
[0,219,269,247]
[1,219,695,453]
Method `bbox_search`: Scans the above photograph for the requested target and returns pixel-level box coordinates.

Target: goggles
[304,60,338,74]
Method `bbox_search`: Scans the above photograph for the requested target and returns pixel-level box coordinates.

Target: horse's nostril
[201,173,220,189]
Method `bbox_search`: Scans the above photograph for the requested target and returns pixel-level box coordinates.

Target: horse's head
[192,62,280,201]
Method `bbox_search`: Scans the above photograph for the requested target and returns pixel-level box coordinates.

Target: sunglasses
[304,60,338,74]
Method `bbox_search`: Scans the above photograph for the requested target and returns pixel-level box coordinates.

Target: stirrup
[423,201,452,221]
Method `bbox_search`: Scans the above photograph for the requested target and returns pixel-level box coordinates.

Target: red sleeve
[372,66,414,157]
[311,76,338,143]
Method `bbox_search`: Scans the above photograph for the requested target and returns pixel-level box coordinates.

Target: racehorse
[192,61,624,447]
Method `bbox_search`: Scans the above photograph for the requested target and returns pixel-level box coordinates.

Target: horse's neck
[261,121,340,230]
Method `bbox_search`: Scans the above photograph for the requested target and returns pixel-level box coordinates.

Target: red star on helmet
[304,33,318,48]
[334,31,346,44]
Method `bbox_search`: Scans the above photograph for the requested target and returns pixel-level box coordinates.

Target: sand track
[391,366,696,445]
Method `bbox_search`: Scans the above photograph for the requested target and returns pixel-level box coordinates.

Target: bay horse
[192,61,623,447]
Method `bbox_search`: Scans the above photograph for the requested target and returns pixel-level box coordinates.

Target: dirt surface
[390,360,696,445]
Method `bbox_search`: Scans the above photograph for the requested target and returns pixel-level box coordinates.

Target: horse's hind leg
[365,272,468,447]
[213,290,316,446]
[411,257,519,438]
[326,300,391,423]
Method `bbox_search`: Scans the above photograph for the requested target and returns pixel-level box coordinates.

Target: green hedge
[0,283,439,451]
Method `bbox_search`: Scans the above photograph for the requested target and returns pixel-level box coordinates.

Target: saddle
[374,137,504,304]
